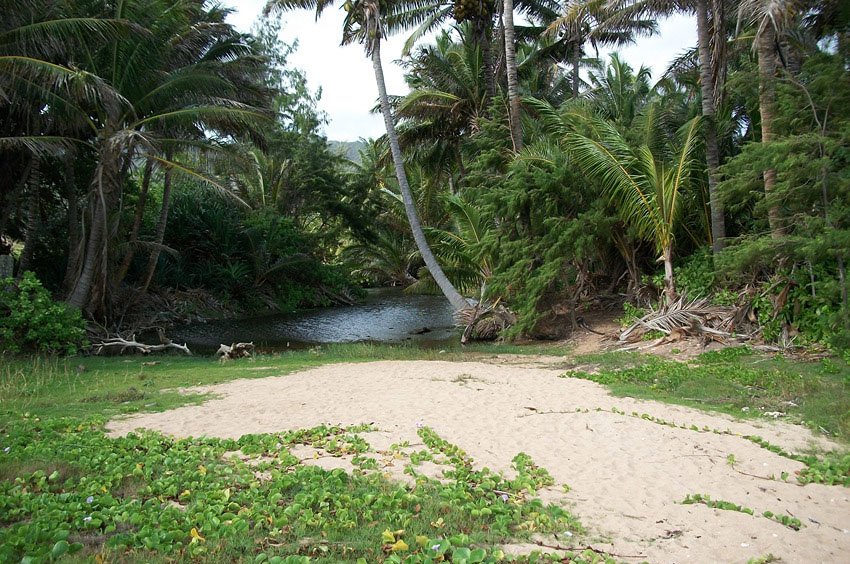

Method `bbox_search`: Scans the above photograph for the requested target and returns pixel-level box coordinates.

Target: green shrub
[0,272,86,355]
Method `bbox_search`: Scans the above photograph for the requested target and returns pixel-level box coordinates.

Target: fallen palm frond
[619,294,747,344]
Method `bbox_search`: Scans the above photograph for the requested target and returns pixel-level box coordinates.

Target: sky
[222,1,696,141]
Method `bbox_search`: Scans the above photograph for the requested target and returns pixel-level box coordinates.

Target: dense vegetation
[1,0,848,351]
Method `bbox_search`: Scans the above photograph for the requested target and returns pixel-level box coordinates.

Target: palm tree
[504,0,524,150]
[612,0,728,252]
[2,0,274,318]
[542,0,657,97]
[393,26,488,179]
[738,0,798,239]
[531,97,702,301]
[586,53,653,129]
[573,115,701,301]
[266,0,469,312]
[696,0,726,251]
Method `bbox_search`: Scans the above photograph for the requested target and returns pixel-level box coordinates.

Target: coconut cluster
[453,0,494,23]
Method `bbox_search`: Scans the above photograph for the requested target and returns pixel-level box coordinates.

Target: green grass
[0,343,613,564]
[567,346,850,442]
[0,342,571,424]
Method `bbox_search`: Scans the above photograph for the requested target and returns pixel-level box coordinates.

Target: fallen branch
[92,335,191,355]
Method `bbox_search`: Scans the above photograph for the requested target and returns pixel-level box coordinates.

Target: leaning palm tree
[265,0,469,312]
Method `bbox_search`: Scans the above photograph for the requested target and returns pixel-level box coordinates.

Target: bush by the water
[0,272,86,355]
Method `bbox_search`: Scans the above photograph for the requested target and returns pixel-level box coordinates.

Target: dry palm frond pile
[619,294,760,346]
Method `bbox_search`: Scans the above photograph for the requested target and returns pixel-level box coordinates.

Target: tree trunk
[696,0,725,252]
[67,137,123,316]
[662,245,676,304]
[62,151,81,294]
[372,40,469,313]
[0,154,32,242]
[503,0,522,152]
[571,47,580,98]
[16,157,41,276]
[138,154,174,297]
[113,158,154,292]
[757,26,784,238]
[67,188,107,311]
[477,19,496,102]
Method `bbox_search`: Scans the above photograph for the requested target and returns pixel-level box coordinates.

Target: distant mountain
[327,140,366,164]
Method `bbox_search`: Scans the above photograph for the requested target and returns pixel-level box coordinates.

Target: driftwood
[92,335,192,355]
[216,342,255,361]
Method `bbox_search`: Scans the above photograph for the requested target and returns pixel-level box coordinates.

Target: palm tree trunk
[67,139,122,315]
[62,152,81,294]
[477,19,496,101]
[16,157,41,276]
[503,0,522,152]
[113,158,154,292]
[696,0,725,252]
[372,39,468,313]
[571,47,580,98]
[662,245,676,304]
[757,26,784,238]
[67,188,107,311]
[138,155,175,297]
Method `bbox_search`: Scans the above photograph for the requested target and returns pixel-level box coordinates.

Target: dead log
[92,335,191,355]
[216,342,255,361]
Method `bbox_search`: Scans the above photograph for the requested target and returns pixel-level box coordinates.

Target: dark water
[169,288,457,353]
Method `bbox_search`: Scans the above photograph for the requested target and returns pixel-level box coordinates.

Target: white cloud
[223,2,696,141]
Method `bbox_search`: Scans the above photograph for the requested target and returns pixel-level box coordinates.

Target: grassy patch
[568,346,850,442]
[0,342,570,424]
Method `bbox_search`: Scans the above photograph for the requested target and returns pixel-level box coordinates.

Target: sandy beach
[107,360,850,563]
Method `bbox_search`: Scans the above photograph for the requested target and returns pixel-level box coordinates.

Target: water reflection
[169,288,457,352]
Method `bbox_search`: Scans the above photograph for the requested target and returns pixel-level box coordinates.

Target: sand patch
[107,360,849,563]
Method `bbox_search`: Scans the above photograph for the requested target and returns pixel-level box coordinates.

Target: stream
[168,288,458,353]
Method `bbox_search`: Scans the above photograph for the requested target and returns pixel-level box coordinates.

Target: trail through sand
[108,360,850,563]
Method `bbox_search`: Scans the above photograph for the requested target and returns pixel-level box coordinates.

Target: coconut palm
[605,0,727,252]
[586,53,653,129]
[266,0,469,312]
[530,96,702,301]
[1,0,274,318]
[393,26,488,182]
[737,0,800,239]
[542,0,657,97]
[577,115,701,301]
[504,0,524,150]
[696,0,727,251]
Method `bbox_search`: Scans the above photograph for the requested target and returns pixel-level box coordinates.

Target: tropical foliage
[0,0,848,349]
